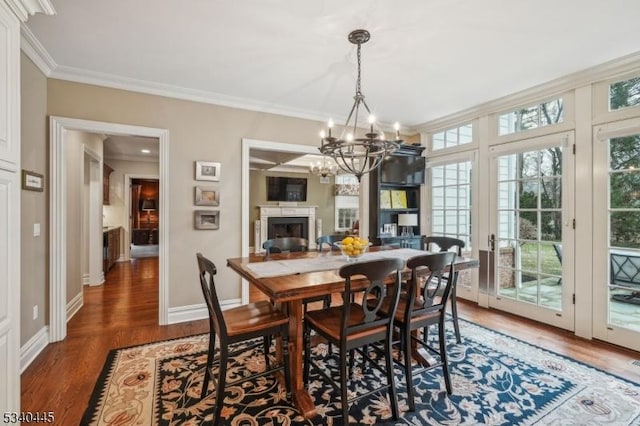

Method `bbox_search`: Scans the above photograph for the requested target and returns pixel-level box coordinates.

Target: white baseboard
[82,273,90,285]
[66,291,83,322]
[20,326,49,373]
[167,298,242,324]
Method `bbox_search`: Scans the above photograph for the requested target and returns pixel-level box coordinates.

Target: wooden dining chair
[381,251,457,411]
[316,234,343,251]
[424,236,465,343]
[196,253,291,426]
[303,257,405,423]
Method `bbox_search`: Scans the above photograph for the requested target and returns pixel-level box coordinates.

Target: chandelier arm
[339,100,359,141]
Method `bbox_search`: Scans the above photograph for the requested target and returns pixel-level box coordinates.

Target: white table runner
[246,248,425,278]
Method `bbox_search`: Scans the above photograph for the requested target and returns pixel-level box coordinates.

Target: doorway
[488,131,575,331]
[128,177,160,259]
[49,116,170,342]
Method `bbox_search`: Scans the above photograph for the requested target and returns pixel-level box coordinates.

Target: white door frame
[82,146,104,285]
[488,131,575,331]
[240,138,319,304]
[49,116,170,342]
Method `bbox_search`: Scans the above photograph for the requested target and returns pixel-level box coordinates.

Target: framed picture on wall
[194,186,220,206]
[194,210,220,230]
[195,161,221,181]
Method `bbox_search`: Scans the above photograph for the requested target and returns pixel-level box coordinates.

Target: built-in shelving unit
[368,144,425,249]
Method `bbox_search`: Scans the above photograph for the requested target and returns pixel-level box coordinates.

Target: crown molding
[5,0,54,22]
[20,24,55,75]
[104,154,159,164]
[49,64,344,124]
[415,50,640,132]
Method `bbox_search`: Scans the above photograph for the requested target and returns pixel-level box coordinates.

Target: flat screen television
[267,176,308,202]
[380,155,425,185]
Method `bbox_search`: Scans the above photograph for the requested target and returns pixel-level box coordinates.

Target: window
[610,76,640,111]
[498,98,564,136]
[431,124,473,151]
[430,161,472,249]
[334,174,359,231]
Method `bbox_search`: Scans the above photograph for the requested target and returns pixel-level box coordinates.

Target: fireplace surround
[256,205,319,253]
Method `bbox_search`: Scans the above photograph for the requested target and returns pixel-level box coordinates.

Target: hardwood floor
[21,258,209,425]
[22,259,640,425]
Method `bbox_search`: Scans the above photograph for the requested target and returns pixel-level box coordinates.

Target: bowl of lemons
[334,236,371,260]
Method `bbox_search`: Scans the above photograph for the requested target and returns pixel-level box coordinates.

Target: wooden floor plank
[21,257,640,424]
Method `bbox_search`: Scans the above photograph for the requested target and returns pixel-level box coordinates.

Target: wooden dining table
[227,246,479,419]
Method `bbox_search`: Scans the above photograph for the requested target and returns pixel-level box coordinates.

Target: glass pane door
[489,133,574,330]
[593,121,640,351]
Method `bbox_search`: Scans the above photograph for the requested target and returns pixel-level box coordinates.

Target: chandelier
[309,156,338,177]
[318,29,401,182]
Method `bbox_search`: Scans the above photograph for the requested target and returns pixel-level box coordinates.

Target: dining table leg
[285,299,316,418]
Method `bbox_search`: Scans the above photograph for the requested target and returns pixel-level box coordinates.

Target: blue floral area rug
[81,319,640,425]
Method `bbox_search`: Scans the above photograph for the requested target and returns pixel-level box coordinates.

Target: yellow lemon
[342,236,354,245]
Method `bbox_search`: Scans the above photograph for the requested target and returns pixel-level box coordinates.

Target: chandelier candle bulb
[394,122,400,139]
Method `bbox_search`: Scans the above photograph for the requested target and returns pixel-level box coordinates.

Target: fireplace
[268,217,308,239]
[256,205,321,253]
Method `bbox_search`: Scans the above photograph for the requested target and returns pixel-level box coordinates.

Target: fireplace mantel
[255,205,319,253]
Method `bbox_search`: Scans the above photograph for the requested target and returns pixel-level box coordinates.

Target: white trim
[594,117,640,141]
[5,0,54,22]
[82,273,90,285]
[49,116,170,342]
[66,291,83,322]
[19,326,49,373]
[241,138,319,305]
[167,299,242,324]
[50,64,343,126]
[416,52,640,132]
[20,24,55,75]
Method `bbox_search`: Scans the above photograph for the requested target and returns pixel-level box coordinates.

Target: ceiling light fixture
[318,29,401,182]
[309,156,338,178]
[141,149,150,154]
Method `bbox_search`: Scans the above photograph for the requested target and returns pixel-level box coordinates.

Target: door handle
[488,233,495,252]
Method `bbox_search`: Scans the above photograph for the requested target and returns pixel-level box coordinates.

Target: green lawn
[519,242,562,276]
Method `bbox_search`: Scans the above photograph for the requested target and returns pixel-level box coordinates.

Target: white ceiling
[26,1,640,129]
[103,135,159,162]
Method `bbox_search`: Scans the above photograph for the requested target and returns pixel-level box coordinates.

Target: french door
[593,118,640,351]
[488,132,575,330]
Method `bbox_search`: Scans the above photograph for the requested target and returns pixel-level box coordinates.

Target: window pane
[499,211,515,239]
[610,135,640,171]
[519,180,539,209]
[610,211,640,249]
[519,151,539,178]
[540,147,562,176]
[519,211,537,240]
[498,98,564,136]
[541,211,562,242]
[610,76,640,110]
[610,171,640,209]
[541,178,562,209]
[430,124,473,151]
[498,181,516,209]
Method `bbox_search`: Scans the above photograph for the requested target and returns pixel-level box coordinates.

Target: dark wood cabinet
[103,163,114,205]
[103,227,121,272]
[368,144,425,246]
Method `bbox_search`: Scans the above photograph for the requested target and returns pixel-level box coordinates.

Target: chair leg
[263,335,271,369]
[439,321,452,394]
[213,346,228,426]
[451,284,461,344]
[340,346,350,423]
[201,331,216,398]
[282,331,292,398]
[385,337,399,420]
[404,327,416,412]
[303,322,311,383]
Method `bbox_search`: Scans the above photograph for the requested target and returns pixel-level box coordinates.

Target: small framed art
[22,169,44,192]
[194,210,220,230]
[195,161,221,181]
[194,186,220,206]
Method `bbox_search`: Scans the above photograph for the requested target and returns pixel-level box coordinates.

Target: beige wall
[249,170,335,248]
[103,158,159,257]
[65,130,104,303]
[46,79,326,310]
[20,54,48,344]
